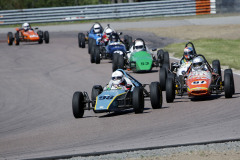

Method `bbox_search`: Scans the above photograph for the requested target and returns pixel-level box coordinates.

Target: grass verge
[164,39,240,70]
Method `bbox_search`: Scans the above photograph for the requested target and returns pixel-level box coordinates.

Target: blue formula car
[91,28,132,64]
[72,69,163,118]
[77,22,103,54]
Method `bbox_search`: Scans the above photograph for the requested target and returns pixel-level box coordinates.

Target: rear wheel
[157,49,164,67]
[166,77,175,103]
[159,67,167,91]
[112,53,118,72]
[7,32,13,45]
[224,69,235,94]
[163,51,170,69]
[88,38,92,53]
[94,46,101,64]
[14,32,20,45]
[133,87,144,114]
[44,31,49,44]
[212,60,221,77]
[91,85,103,108]
[118,54,125,70]
[150,82,162,109]
[224,73,233,98]
[72,92,85,118]
[81,33,85,48]
[78,33,82,48]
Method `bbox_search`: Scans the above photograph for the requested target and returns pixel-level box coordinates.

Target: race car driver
[191,56,207,71]
[104,70,132,90]
[180,46,195,65]
[102,28,113,45]
[93,23,102,34]
[127,38,152,59]
[22,22,32,31]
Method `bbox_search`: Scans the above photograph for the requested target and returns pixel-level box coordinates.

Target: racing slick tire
[166,77,175,103]
[212,60,221,77]
[124,35,129,50]
[90,47,95,63]
[44,31,49,44]
[88,38,92,53]
[14,32,20,45]
[7,32,14,45]
[72,91,85,118]
[118,54,125,70]
[224,69,235,94]
[159,67,167,91]
[224,72,233,98]
[37,31,43,44]
[94,46,101,64]
[133,86,144,114]
[150,82,162,109]
[91,85,103,109]
[112,53,118,72]
[81,33,85,48]
[157,49,164,67]
[163,51,170,69]
[78,33,82,48]
[90,41,96,57]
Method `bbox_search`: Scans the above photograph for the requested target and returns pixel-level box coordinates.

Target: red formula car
[7,26,49,45]
[166,54,235,102]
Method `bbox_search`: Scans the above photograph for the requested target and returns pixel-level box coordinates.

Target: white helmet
[192,57,204,70]
[135,40,144,51]
[111,70,124,85]
[93,23,101,33]
[22,23,30,30]
[106,28,113,36]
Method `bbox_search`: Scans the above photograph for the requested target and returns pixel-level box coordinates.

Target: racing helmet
[106,28,113,36]
[93,23,101,33]
[192,57,204,70]
[112,70,124,85]
[110,33,119,42]
[134,40,145,51]
[22,23,30,30]
[184,47,194,60]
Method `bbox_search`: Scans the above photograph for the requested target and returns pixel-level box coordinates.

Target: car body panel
[106,42,126,57]
[186,70,212,96]
[130,51,153,71]
[94,89,127,112]
[16,28,40,42]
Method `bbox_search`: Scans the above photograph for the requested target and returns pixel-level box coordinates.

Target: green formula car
[112,38,162,72]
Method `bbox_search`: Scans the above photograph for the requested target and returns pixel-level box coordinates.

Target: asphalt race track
[0,17,240,159]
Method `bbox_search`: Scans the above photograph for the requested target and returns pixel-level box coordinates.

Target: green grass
[164,39,240,70]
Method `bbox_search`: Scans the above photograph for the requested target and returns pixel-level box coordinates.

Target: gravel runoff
[60,141,240,160]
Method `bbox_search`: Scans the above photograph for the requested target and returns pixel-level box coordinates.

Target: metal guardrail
[0,0,216,25]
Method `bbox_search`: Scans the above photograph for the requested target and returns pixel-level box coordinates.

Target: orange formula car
[7,26,49,45]
[165,54,235,102]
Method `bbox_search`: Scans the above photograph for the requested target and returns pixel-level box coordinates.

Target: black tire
[81,33,85,48]
[112,53,118,72]
[224,73,233,98]
[7,32,13,45]
[212,60,221,77]
[157,49,164,66]
[133,87,144,114]
[90,39,96,55]
[78,33,82,48]
[90,47,95,64]
[88,38,92,53]
[150,82,162,109]
[124,35,129,50]
[14,32,20,45]
[72,91,85,118]
[37,31,43,44]
[224,69,235,94]
[127,36,133,51]
[94,46,101,64]
[91,85,103,108]
[163,51,170,69]
[159,67,167,91]
[44,31,49,44]
[118,54,125,70]
[166,77,175,103]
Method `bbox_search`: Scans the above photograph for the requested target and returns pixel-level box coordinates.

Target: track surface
[0,16,240,160]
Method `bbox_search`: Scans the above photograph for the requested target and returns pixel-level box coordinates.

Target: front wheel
[166,77,175,103]
[224,72,234,98]
[133,87,144,114]
[150,82,162,109]
[94,46,101,64]
[72,92,85,118]
[112,53,118,72]
[14,32,20,45]
[91,85,103,108]
[7,32,13,45]
[159,67,167,91]
[224,69,235,94]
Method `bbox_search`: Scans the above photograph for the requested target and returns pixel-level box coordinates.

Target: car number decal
[98,95,114,100]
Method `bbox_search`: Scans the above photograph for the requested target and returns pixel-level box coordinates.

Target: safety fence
[0,0,216,25]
